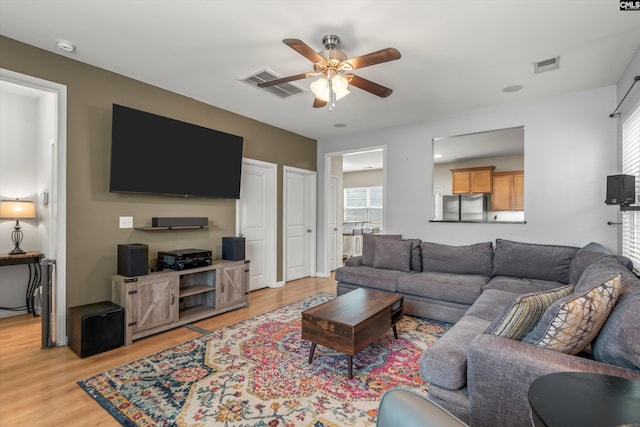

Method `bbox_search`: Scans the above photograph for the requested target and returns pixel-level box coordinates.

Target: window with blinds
[344,186,383,229]
[621,99,640,273]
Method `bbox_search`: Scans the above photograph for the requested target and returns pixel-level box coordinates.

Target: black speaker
[117,243,148,277]
[68,301,124,358]
[152,217,208,228]
[222,237,245,261]
[606,175,635,205]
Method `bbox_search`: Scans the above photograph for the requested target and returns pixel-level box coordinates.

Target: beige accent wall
[343,169,383,188]
[0,36,316,308]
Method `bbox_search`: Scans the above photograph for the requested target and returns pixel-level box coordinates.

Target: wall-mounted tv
[109,104,243,199]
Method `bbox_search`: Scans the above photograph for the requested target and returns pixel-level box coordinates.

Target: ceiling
[1,1,639,141]
[434,126,524,164]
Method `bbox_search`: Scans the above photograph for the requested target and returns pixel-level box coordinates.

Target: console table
[0,251,44,316]
[529,372,640,427]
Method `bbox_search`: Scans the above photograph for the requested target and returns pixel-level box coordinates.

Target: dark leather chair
[377,389,468,427]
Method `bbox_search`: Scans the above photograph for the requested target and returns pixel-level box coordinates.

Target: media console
[112,259,250,345]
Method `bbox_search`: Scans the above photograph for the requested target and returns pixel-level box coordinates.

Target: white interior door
[284,167,316,281]
[328,175,338,271]
[237,159,276,290]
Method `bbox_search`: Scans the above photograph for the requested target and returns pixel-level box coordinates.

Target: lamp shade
[310,77,330,101]
[0,200,36,219]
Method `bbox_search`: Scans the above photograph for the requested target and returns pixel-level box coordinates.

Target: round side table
[528,372,640,427]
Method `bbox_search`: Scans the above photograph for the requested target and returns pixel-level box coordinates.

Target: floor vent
[534,56,560,74]
[240,68,306,99]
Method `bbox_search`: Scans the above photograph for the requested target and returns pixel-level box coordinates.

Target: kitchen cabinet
[112,259,250,345]
[492,171,524,211]
[451,166,495,194]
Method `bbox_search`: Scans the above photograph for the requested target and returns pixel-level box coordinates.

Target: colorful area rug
[78,293,450,426]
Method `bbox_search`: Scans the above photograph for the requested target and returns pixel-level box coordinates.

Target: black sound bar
[152,217,208,228]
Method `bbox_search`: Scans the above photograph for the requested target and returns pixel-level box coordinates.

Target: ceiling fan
[258,35,401,109]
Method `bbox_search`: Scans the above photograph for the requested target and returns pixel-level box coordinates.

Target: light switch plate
[119,216,133,229]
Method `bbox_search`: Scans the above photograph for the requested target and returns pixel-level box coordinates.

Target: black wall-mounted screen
[109,104,243,199]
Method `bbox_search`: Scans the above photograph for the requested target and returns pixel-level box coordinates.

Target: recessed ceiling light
[334,123,347,128]
[56,40,76,52]
[434,154,443,158]
[502,85,523,93]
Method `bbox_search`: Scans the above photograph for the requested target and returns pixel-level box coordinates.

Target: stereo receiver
[158,248,212,271]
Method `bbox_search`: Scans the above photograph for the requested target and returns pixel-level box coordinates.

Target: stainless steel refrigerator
[442,194,489,221]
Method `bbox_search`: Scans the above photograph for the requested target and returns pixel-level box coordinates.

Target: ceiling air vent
[534,56,560,74]
[240,68,306,99]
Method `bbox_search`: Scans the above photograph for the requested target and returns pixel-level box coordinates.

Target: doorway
[283,166,316,281]
[323,147,385,276]
[0,68,67,345]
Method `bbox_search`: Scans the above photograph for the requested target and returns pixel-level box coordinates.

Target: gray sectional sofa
[335,235,640,427]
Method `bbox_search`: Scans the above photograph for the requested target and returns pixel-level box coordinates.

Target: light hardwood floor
[0,275,336,426]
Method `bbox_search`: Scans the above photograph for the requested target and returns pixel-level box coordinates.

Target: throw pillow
[522,274,622,355]
[362,234,402,266]
[372,238,412,272]
[485,285,574,340]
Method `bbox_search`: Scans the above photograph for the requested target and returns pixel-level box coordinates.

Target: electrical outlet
[119,216,133,229]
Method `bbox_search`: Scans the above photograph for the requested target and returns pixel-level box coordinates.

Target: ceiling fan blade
[347,74,394,98]
[257,72,315,88]
[313,98,327,108]
[283,39,325,63]
[345,47,401,70]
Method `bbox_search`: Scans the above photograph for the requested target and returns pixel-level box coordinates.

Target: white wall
[317,85,619,273]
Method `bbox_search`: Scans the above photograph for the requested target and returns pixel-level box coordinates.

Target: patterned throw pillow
[522,274,622,355]
[486,285,575,340]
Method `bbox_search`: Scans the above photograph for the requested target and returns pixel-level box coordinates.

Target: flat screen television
[109,104,243,199]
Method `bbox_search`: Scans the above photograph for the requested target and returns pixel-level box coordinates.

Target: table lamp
[0,199,36,255]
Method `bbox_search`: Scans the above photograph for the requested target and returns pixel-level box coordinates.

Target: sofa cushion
[373,238,412,272]
[464,289,521,321]
[483,276,565,294]
[362,234,402,266]
[334,265,407,292]
[405,238,422,272]
[568,242,612,284]
[492,239,578,284]
[523,274,621,355]
[397,272,488,305]
[592,288,640,371]
[420,316,491,390]
[573,256,635,293]
[422,241,493,277]
[575,257,640,370]
[485,285,574,340]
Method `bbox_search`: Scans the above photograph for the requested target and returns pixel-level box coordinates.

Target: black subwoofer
[222,236,245,261]
[68,301,124,358]
[117,243,148,277]
[606,174,635,205]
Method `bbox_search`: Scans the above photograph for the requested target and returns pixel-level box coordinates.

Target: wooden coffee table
[301,288,404,379]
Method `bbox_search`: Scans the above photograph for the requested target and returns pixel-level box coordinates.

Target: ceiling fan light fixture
[332,75,350,99]
[310,75,350,104]
[310,77,330,101]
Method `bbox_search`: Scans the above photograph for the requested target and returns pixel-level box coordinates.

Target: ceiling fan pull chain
[329,74,335,110]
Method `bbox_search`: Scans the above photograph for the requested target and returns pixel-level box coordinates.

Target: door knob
[307,229,312,233]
